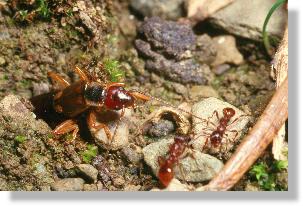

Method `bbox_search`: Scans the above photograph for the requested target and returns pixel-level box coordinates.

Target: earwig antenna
[129,89,207,122]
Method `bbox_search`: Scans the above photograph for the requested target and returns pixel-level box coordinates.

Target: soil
[0,0,287,191]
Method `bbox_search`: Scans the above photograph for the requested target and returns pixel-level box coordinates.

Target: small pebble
[51,178,84,191]
[190,85,220,100]
[112,175,125,187]
[83,184,98,191]
[211,35,244,66]
[124,184,141,191]
[76,164,98,183]
[152,179,190,191]
[122,144,143,164]
[0,56,6,66]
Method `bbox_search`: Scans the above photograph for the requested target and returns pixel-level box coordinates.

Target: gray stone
[211,35,244,66]
[51,178,85,191]
[122,144,143,164]
[83,184,98,191]
[138,16,196,60]
[76,164,98,183]
[191,97,251,156]
[193,34,217,65]
[147,119,175,137]
[209,0,287,41]
[130,0,184,20]
[124,184,141,191]
[142,138,223,183]
[135,17,215,84]
[112,175,125,187]
[190,85,220,100]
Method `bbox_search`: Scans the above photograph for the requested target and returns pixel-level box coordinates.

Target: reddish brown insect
[32,66,150,141]
[157,135,191,187]
[201,107,241,152]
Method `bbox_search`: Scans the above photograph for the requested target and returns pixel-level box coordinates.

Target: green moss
[36,0,51,19]
[273,160,288,171]
[80,144,98,163]
[103,58,125,82]
[249,159,288,191]
[18,10,29,22]
[15,135,27,144]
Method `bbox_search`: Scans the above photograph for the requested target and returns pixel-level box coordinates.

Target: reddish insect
[31,66,150,142]
[201,107,242,152]
[157,135,191,187]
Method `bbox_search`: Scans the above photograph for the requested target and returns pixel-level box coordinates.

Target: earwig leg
[87,110,112,141]
[74,66,90,82]
[47,71,70,89]
[106,82,125,89]
[53,119,79,141]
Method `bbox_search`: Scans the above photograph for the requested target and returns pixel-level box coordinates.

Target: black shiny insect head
[84,83,106,103]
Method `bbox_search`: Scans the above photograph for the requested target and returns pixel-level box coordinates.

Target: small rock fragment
[130,0,184,20]
[143,138,224,182]
[138,16,196,60]
[147,119,175,138]
[0,56,6,66]
[211,35,244,66]
[112,175,125,187]
[124,184,141,191]
[190,85,220,100]
[32,82,50,96]
[122,144,143,164]
[76,164,98,183]
[186,0,234,21]
[83,184,98,191]
[135,17,215,84]
[192,97,251,156]
[152,179,190,191]
[209,0,287,41]
[193,34,217,65]
[51,178,85,191]
[213,64,231,75]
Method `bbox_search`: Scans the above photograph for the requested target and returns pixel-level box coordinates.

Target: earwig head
[104,85,135,110]
[223,107,235,118]
[84,82,106,105]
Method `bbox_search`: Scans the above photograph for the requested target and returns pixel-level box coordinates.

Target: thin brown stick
[201,77,288,191]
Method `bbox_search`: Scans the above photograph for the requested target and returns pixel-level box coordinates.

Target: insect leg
[74,66,90,82]
[53,119,79,141]
[87,110,113,141]
[47,71,70,89]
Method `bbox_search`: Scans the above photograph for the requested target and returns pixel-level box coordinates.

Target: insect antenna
[129,89,208,123]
